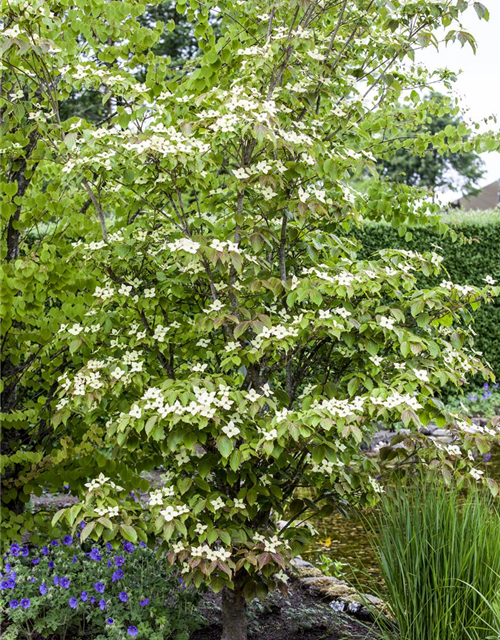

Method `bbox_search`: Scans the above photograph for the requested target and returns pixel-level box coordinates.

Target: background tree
[378,93,485,195]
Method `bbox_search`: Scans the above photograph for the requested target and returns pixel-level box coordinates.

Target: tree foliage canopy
[1,1,499,633]
[379,93,485,194]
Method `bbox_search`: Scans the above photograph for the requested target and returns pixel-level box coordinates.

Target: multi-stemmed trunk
[221,575,248,640]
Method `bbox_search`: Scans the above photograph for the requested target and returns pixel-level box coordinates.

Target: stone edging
[290,557,388,622]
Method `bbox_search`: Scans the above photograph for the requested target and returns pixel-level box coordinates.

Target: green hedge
[353,210,500,378]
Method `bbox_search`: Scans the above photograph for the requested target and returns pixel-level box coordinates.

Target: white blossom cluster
[298,185,332,205]
[310,457,345,474]
[370,392,422,411]
[95,505,120,518]
[369,477,384,494]
[222,421,240,438]
[84,473,123,493]
[160,504,189,522]
[190,544,231,562]
[254,533,290,553]
[59,322,101,336]
[312,395,366,419]
[252,323,299,348]
[167,238,200,254]
[232,159,287,180]
[210,239,241,253]
[456,420,500,438]
[440,280,478,297]
[132,384,234,422]
[148,486,175,506]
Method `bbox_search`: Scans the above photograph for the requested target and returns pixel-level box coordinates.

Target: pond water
[303,445,500,591]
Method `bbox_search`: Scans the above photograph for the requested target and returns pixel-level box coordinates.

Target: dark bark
[2,125,41,517]
[221,578,248,640]
[4,129,39,261]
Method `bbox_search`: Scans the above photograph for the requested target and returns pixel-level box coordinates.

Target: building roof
[453,179,500,210]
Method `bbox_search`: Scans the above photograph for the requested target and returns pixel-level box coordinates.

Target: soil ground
[191,583,384,640]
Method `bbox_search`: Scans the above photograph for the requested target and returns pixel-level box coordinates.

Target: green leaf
[217,436,233,458]
[145,415,157,436]
[80,521,96,543]
[120,524,138,543]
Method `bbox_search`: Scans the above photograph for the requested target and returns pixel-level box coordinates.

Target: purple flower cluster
[2,537,154,634]
[468,382,499,402]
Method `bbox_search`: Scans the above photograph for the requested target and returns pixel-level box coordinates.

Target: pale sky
[417,2,500,202]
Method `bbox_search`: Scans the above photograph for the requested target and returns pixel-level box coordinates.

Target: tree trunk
[221,580,247,640]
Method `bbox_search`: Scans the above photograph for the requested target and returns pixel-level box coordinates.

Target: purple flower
[81,591,88,602]
[41,547,49,556]
[140,598,150,607]
[40,583,47,595]
[94,581,105,594]
[32,558,40,565]
[10,543,20,557]
[48,561,55,569]
[115,555,125,567]
[10,599,19,609]
[494,382,499,389]
[107,560,112,568]
[90,596,95,605]
[29,577,36,583]
[112,569,123,582]
[106,542,113,551]
[69,597,78,609]
[72,555,77,564]
[21,547,29,557]
[484,382,489,390]
[62,535,73,546]
[50,540,59,547]
[80,521,86,529]
[127,627,138,637]
[107,617,114,625]
[484,453,492,462]
[123,542,134,553]
[53,576,60,586]
[60,577,70,589]
[20,598,31,609]
[90,548,102,561]
[99,598,106,611]
[119,591,128,603]
[5,578,16,589]
[139,541,147,548]
[5,563,12,573]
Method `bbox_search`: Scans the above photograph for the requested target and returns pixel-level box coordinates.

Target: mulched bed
[191,582,383,640]
[0,581,386,640]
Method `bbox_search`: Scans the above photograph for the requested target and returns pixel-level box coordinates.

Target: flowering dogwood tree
[2,0,500,638]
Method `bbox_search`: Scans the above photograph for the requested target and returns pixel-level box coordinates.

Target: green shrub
[0,536,202,640]
[373,481,500,640]
[353,210,500,378]
[445,382,500,418]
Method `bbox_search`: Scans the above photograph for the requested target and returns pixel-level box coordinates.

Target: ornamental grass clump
[374,481,500,640]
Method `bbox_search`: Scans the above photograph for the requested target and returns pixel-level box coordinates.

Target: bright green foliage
[0,0,167,539]
[1,0,500,624]
[378,93,485,194]
[374,482,500,640]
[350,210,500,377]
